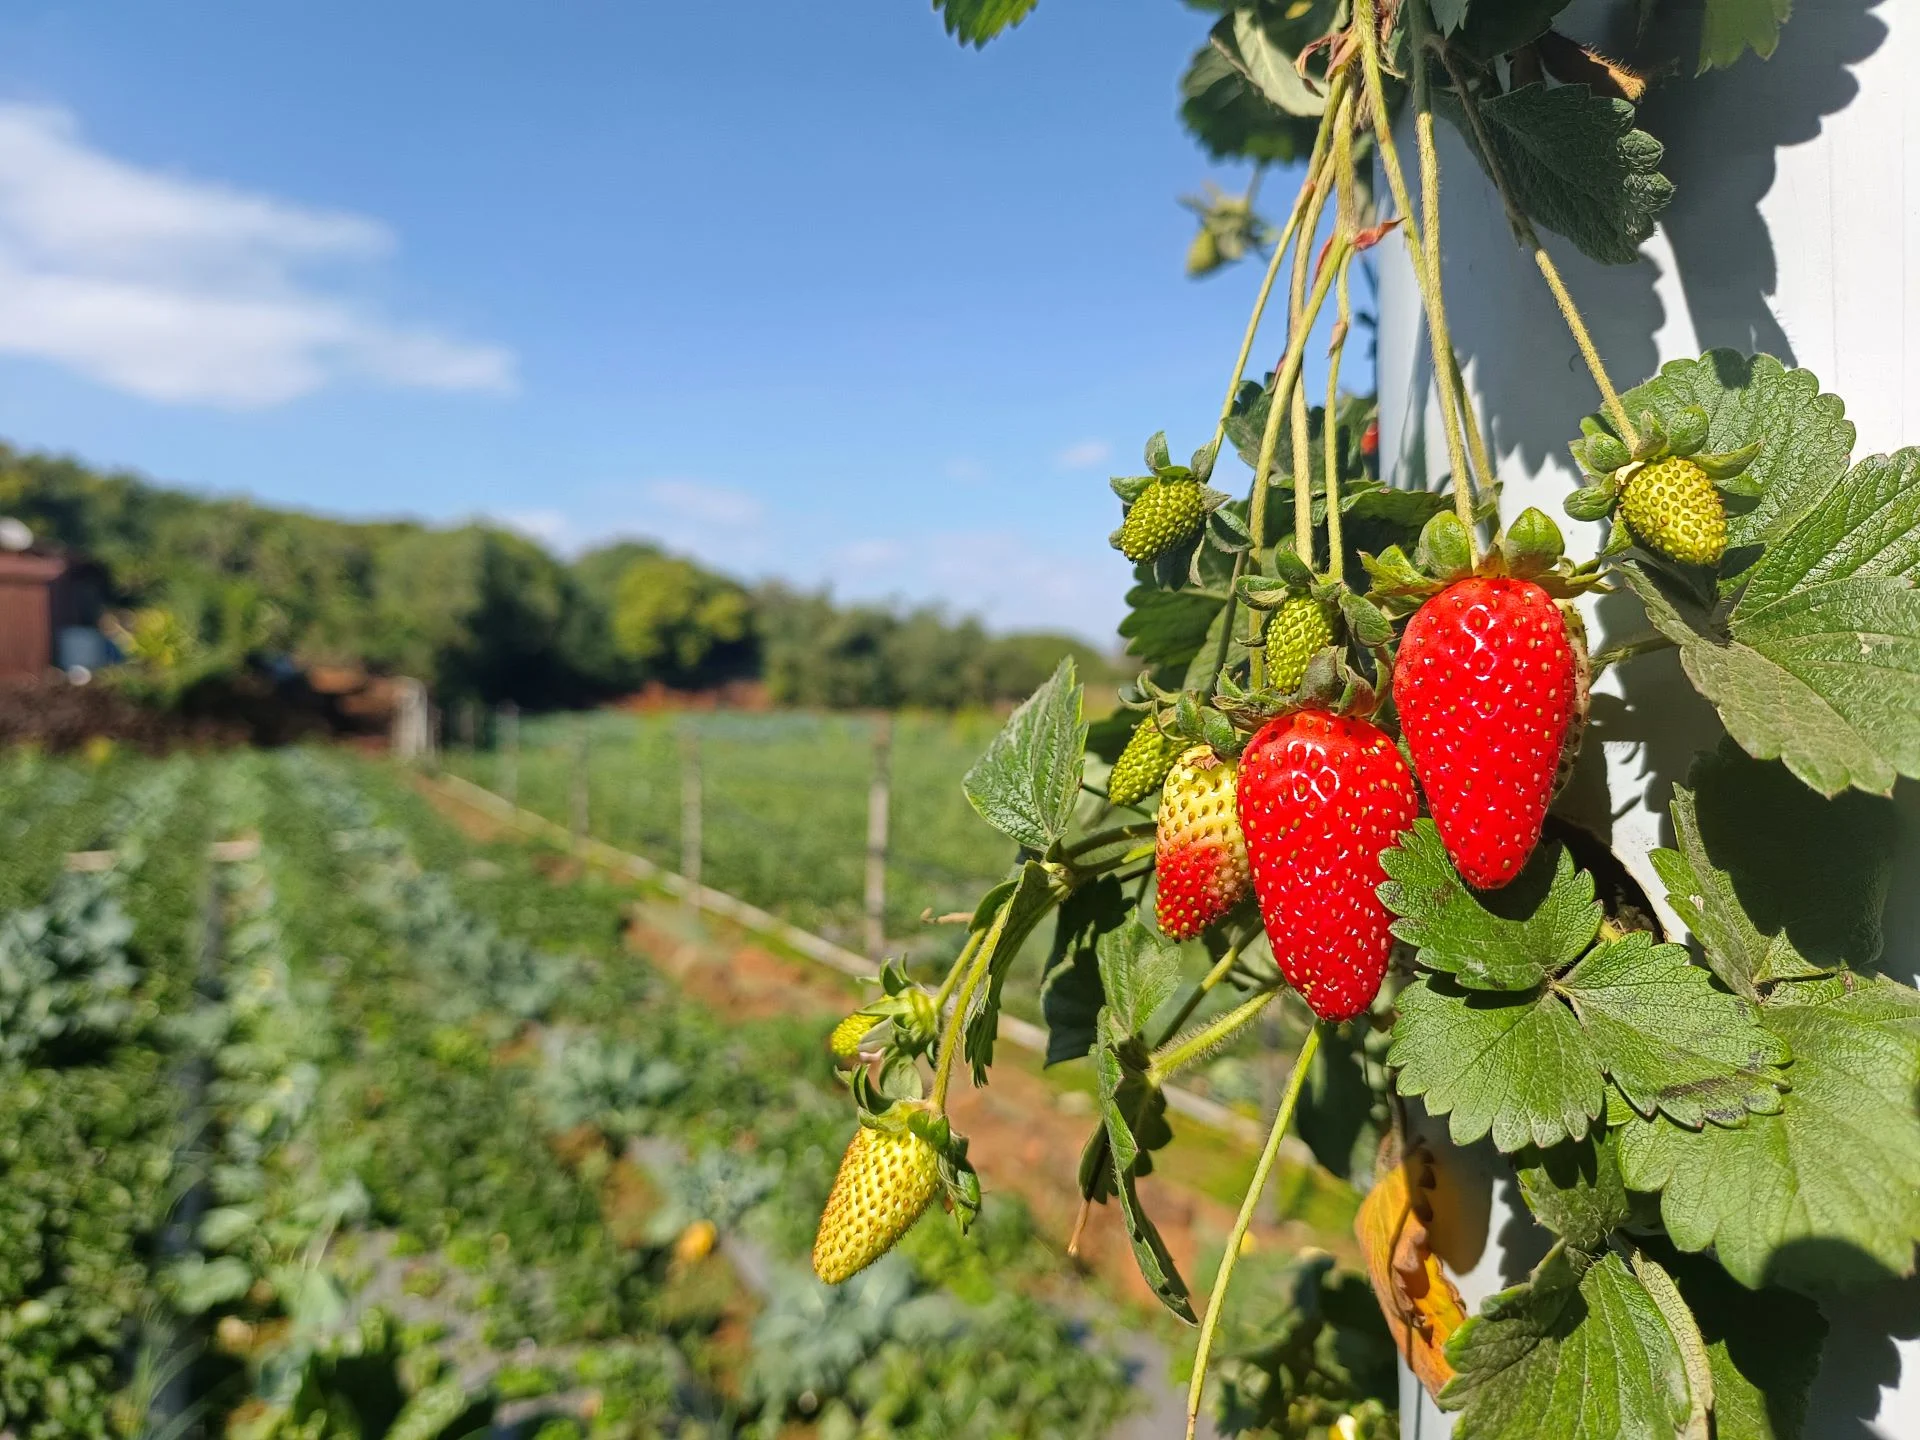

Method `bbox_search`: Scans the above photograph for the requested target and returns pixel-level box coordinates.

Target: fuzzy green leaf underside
[1439,1249,1690,1437]
[1616,974,1920,1292]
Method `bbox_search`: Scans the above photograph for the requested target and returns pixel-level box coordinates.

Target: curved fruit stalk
[1237,710,1417,1021]
[1154,744,1250,941]
[1393,576,1576,890]
[811,1120,940,1284]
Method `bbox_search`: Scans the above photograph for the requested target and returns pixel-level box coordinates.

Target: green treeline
[0,443,1116,709]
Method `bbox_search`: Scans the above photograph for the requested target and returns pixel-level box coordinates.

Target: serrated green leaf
[1120,581,1222,677]
[1662,1248,1826,1440]
[1392,928,1788,1149]
[1514,1131,1634,1250]
[1213,13,1326,119]
[1096,915,1183,1037]
[1041,876,1127,1066]
[1662,740,1897,992]
[1617,973,1920,1292]
[1614,352,1853,548]
[1620,538,1920,799]
[1556,932,1788,1127]
[1448,0,1572,61]
[1180,41,1318,163]
[1737,447,1920,607]
[1390,977,1604,1151]
[1698,0,1792,73]
[1438,83,1672,265]
[932,0,1039,47]
[1439,1248,1689,1437]
[962,656,1086,847]
[1381,823,1602,991]
[963,860,1061,1082]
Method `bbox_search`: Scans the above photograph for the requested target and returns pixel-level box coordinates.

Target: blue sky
[0,1,1352,642]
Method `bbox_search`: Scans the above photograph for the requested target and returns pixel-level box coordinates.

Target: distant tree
[611,555,752,681]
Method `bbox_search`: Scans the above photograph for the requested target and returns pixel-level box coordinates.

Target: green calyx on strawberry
[1564,405,1762,569]
[1361,507,1605,611]
[1109,430,1236,576]
[835,958,940,1061]
[1237,706,1418,1022]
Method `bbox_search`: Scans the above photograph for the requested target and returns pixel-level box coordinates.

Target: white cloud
[0,104,514,406]
[643,478,762,528]
[1055,438,1112,470]
[500,509,570,546]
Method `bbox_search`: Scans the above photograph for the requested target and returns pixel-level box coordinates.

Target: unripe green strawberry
[1118,479,1206,563]
[1108,718,1181,807]
[1155,744,1250,941]
[1618,456,1726,566]
[811,1123,940,1283]
[829,1012,876,1060]
[1264,593,1338,692]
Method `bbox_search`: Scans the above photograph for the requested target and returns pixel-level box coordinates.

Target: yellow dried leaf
[1354,1134,1470,1397]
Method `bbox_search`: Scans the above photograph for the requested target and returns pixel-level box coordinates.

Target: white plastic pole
[1376,7,1920,1434]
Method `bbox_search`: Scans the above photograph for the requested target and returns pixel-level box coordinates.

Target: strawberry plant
[804,4,1920,1436]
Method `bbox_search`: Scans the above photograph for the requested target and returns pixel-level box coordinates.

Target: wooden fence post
[498,702,519,807]
[864,713,893,959]
[570,720,590,844]
[680,723,703,911]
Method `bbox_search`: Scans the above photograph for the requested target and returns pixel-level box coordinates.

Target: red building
[0,551,96,681]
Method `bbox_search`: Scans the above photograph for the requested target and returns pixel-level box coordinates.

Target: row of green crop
[0,749,1140,1438]
[0,756,211,1438]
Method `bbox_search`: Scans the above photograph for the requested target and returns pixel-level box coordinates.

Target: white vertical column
[1376,5,1919,1433]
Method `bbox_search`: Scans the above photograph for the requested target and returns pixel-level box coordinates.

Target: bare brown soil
[420,775,1358,1318]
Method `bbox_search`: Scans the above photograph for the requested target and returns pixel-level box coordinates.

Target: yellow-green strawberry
[811,1122,940,1283]
[1108,718,1181,807]
[1154,745,1250,940]
[1118,479,1206,562]
[828,1012,877,1060]
[1619,456,1726,566]
[1264,593,1338,691]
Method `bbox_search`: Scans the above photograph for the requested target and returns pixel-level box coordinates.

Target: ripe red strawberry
[1237,711,1417,1021]
[1392,577,1576,890]
[1154,744,1249,940]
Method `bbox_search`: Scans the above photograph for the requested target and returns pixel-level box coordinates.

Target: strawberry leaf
[1120,581,1222,679]
[1618,448,1920,796]
[1438,1248,1690,1436]
[1554,932,1788,1128]
[962,860,1062,1083]
[1661,1248,1827,1440]
[1095,916,1183,1038]
[962,656,1086,849]
[1612,352,1853,550]
[1698,0,1792,74]
[1381,822,1602,991]
[1391,932,1788,1149]
[1615,972,1920,1293]
[1390,978,1604,1151]
[1040,876,1128,1066]
[1436,83,1672,266]
[1514,1131,1635,1251]
[932,0,1038,48]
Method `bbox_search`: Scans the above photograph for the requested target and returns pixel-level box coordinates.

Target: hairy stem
[1325,254,1356,582]
[1356,0,1480,551]
[1429,39,1638,448]
[1148,987,1278,1087]
[930,927,985,1027]
[1251,237,1350,570]
[1185,1022,1325,1440]
[1211,105,1345,458]
[932,917,998,1110]
[1590,630,1678,670]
